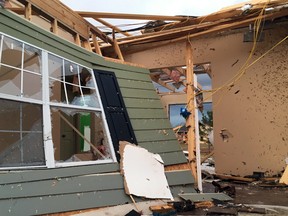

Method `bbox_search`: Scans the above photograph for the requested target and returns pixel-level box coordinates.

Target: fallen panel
[179,193,233,202]
[120,141,173,200]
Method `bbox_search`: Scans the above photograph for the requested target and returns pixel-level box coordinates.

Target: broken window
[0,99,44,167]
[0,32,116,169]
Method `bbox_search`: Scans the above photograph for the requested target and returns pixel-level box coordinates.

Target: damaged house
[0,0,288,215]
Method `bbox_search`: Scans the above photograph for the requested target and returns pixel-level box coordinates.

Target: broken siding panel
[0,163,119,184]
[166,170,195,185]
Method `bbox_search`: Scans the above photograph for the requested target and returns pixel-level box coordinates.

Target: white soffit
[120,141,173,200]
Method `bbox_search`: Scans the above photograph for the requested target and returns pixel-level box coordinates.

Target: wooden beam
[17,0,90,39]
[76,11,190,21]
[92,34,102,55]
[113,39,124,61]
[186,41,197,182]
[150,73,176,92]
[24,2,32,21]
[83,40,92,52]
[74,33,81,46]
[51,19,58,35]
[93,18,131,37]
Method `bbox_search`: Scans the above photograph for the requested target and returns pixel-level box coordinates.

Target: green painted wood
[0,189,131,216]
[0,169,194,199]
[120,88,159,99]
[0,173,124,199]
[170,185,197,198]
[0,163,119,184]
[159,151,188,166]
[166,170,195,185]
[118,79,155,90]
[127,108,167,119]
[113,68,151,81]
[135,129,177,142]
[130,119,172,130]
[124,98,162,109]
[179,193,233,202]
[138,140,182,153]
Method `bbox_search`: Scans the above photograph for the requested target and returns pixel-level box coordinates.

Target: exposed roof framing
[5,0,288,61]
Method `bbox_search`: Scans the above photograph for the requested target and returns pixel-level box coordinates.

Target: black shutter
[94,69,137,160]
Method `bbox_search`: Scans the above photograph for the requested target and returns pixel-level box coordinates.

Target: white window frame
[0,32,117,169]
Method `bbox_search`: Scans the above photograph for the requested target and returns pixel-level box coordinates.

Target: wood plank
[120,88,158,99]
[24,2,31,21]
[92,34,102,55]
[135,129,177,142]
[159,151,188,166]
[113,69,151,81]
[0,163,119,184]
[179,193,233,202]
[0,189,131,215]
[94,18,131,37]
[0,173,124,199]
[117,78,154,90]
[166,170,195,185]
[124,98,162,109]
[113,39,124,60]
[138,140,182,153]
[186,41,197,181]
[130,119,172,130]
[77,11,189,21]
[127,108,167,119]
[20,0,90,39]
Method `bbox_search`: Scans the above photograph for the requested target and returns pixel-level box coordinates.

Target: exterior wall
[0,9,193,215]
[124,23,288,176]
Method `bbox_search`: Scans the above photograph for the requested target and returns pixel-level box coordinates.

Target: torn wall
[124,23,288,176]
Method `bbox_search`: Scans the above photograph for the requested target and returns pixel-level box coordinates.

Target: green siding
[0,8,194,215]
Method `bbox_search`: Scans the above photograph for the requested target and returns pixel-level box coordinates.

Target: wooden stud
[51,19,58,35]
[77,11,188,21]
[185,40,197,182]
[74,33,81,46]
[84,39,92,52]
[94,18,131,37]
[92,34,102,55]
[24,2,32,21]
[113,39,124,61]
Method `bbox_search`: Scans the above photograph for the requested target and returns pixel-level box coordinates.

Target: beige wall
[124,24,288,176]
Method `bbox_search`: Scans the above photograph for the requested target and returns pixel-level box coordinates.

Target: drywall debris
[119,141,173,200]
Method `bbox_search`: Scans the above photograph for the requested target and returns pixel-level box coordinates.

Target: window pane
[64,60,78,84]
[23,44,41,73]
[0,65,21,97]
[1,36,22,68]
[51,108,111,162]
[48,54,63,80]
[49,79,65,103]
[23,72,42,100]
[0,99,44,167]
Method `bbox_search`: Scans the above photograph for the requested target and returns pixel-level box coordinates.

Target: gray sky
[60,0,248,16]
[60,0,248,29]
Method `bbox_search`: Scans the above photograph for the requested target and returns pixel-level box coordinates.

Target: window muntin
[0,33,115,169]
